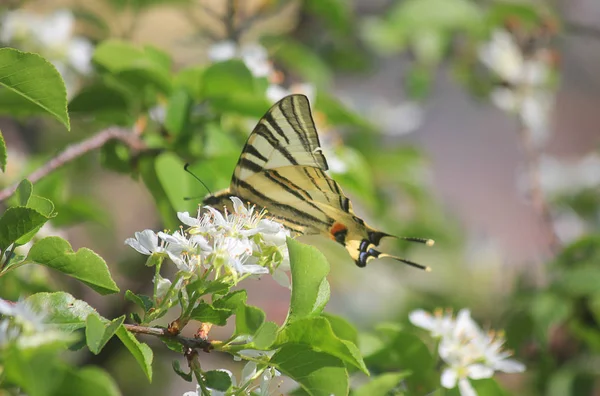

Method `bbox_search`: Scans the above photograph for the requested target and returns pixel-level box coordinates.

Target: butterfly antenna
[184,163,213,196]
[400,237,435,246]
[369,231,434,247]
[377,253,432,272]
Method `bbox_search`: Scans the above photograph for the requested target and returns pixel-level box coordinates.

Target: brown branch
[124,324,213,351]
[0,126,146,202]
[517,122,561,254]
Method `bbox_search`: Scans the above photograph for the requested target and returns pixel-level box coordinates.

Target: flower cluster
[478,29,556,146]
[207,40,315,104]
[409,308,525,396]
[126,197,291,289]
[0,299,70,350]
[0,9,93,95]
[183,364,281,396]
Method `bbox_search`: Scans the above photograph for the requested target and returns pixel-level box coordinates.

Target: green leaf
[116,325,153,381]
[353,372,411,396]
[389,0,482,31]
[250,321,279,349]
[86,314,125,354]
[271,344,348,396]
[0,129,6,172]
[189,301,233,326]
[263,37,331,88]
[558,265,600,297]
[201,60,255,98]
[304,0,351,34]
[203,370,232,392]
[276,316,368,374]
[139,156,178,229]
[235,304,266,337]
[172,360,192,381]
[322,313,358,344]
[155,152,195,214]
[27,195,55,217]
[68,83,132,124]
[16,179,33,206]
[3,345,67,396]
[213,290,248,311]
[58,366,121,396]
[209,93,272,118]
[0,206,48,251]
[93,40,172,93]
[0,48,70,129]
[286,238,330,322]
[25,292,98,332]
[315,92,372,129]
[364,330,436,393]
[470,378,509,396]
[165,88,191,136]
[27,237,120,295]
[174,66,204,99]
[125,290,154,312]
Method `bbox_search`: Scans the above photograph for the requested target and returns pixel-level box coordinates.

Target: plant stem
[0,126,146,202]
[124,323,213,351]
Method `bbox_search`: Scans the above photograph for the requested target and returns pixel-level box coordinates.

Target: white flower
[372,100,424,136]
[411,308,525,396]
[240,44,272,78]
[208,41,272,78]
[266,82,315,104]
[0,9,93,95]
[479,29,555,146]
[125,230,164,255]
[154,274,172,300]
[538,154,600,196]
[409,308,454,338]
[0,299,46,333]
[208,41,237,62]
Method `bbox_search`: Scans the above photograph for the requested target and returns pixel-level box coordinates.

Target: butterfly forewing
[232,95,328,187]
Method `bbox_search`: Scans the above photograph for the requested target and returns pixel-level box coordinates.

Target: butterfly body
[203,94,432,269]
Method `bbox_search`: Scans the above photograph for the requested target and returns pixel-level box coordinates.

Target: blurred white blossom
[479,29,555,146]
[410,308,525,396]
[266,82,316,104]
[208,41,272,78]
[0,298,72,349]
[538,154,600,196]
[370,100,424,136]
[0,9,94,95]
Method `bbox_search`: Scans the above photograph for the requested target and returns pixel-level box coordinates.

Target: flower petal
[458,378,478,396]
[440,367,458,389]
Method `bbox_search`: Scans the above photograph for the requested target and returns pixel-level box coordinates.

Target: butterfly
[203,94,433,269]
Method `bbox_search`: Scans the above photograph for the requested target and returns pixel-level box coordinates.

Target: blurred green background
[0,0,599,394]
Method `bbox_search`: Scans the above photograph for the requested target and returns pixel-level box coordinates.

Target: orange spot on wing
[329,222,347,239]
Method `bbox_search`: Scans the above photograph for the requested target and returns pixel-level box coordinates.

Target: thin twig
[224,0,238,42]
[517,121,561,254]
[565,21,600,40]
[234,1,289,39]
[124,324,213,351]
[0,126,146,202]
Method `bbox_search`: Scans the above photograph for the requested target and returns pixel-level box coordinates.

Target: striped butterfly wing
[229,95,355,234]
[231,94,328,187]
[237,165,356,235]
[206,94,433,269]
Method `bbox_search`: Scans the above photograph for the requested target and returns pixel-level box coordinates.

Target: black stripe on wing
[234,178,333,228]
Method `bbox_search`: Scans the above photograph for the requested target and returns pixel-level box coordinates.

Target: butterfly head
[203,189,234,214]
